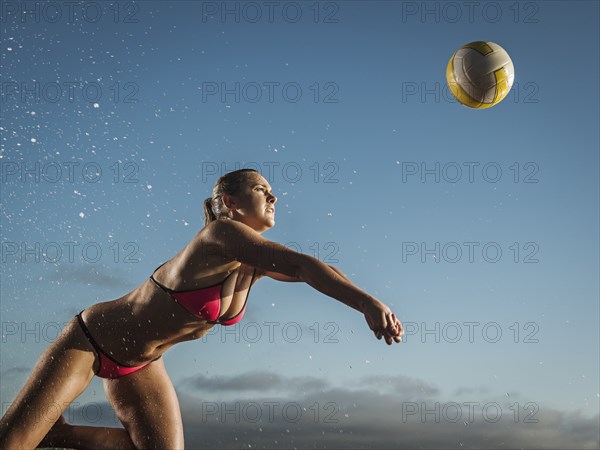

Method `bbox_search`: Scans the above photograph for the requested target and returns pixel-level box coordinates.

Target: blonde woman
[0,168,403,449]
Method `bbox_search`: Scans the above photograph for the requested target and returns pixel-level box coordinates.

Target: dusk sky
[1,1,599,448]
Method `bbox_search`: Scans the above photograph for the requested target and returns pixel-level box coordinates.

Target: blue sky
[1,1,598,448]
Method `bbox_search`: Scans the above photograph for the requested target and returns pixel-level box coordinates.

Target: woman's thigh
[0,315,96,448]
[103,357,184,449]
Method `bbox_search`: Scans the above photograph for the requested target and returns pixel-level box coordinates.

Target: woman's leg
[0,315,100,449]
[41,356,183,450]
[103,356,184,449]
[38,414,134,449]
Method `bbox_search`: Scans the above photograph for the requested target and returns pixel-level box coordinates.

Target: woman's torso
[81,221,261,365]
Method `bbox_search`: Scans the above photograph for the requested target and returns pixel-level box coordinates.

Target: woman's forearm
[298,255,376,313]
[328,264,350,281]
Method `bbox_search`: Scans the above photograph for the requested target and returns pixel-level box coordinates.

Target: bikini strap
[152,261,168,274]
[150,262,174,293]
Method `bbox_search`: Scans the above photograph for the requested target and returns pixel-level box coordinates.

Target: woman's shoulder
[199,219,267,254]
[193,219,262,262]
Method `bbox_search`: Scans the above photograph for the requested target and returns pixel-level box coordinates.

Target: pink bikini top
[150,262,256,326]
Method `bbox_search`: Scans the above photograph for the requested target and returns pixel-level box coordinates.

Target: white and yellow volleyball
[446,41,515,109]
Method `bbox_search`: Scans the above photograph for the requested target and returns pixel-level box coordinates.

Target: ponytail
[203,197,217,225]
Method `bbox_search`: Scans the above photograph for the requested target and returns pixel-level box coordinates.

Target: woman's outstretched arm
[259,264,345,283]
[208,219,403,345]
[296,256,403,345]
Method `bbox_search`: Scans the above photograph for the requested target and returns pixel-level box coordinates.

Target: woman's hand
[362,299,404,345]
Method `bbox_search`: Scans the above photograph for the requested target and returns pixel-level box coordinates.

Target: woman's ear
[221,193,237,211]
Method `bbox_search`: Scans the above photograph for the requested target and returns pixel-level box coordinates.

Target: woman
[0,168,403,449]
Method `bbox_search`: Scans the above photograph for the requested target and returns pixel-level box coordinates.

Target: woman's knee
[119,394,184,450]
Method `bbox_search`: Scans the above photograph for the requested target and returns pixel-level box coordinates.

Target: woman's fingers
[381,311,390,331]
[376,328,401,344]
[366,304,402,344]
[385,313,399,335]
[390,314,404,337]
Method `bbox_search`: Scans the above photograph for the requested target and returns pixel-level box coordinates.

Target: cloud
[172,371,599,449]
[177,396,599,449]
[358,373,440,398]
[180,370,329,396]
[24,370,598,449]
[183,370,286,393]
[453,386,493,396]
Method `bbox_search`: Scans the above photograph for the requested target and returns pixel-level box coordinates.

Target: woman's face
[223,174,277,233]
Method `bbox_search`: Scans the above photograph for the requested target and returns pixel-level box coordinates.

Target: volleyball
[446,41,515,109]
